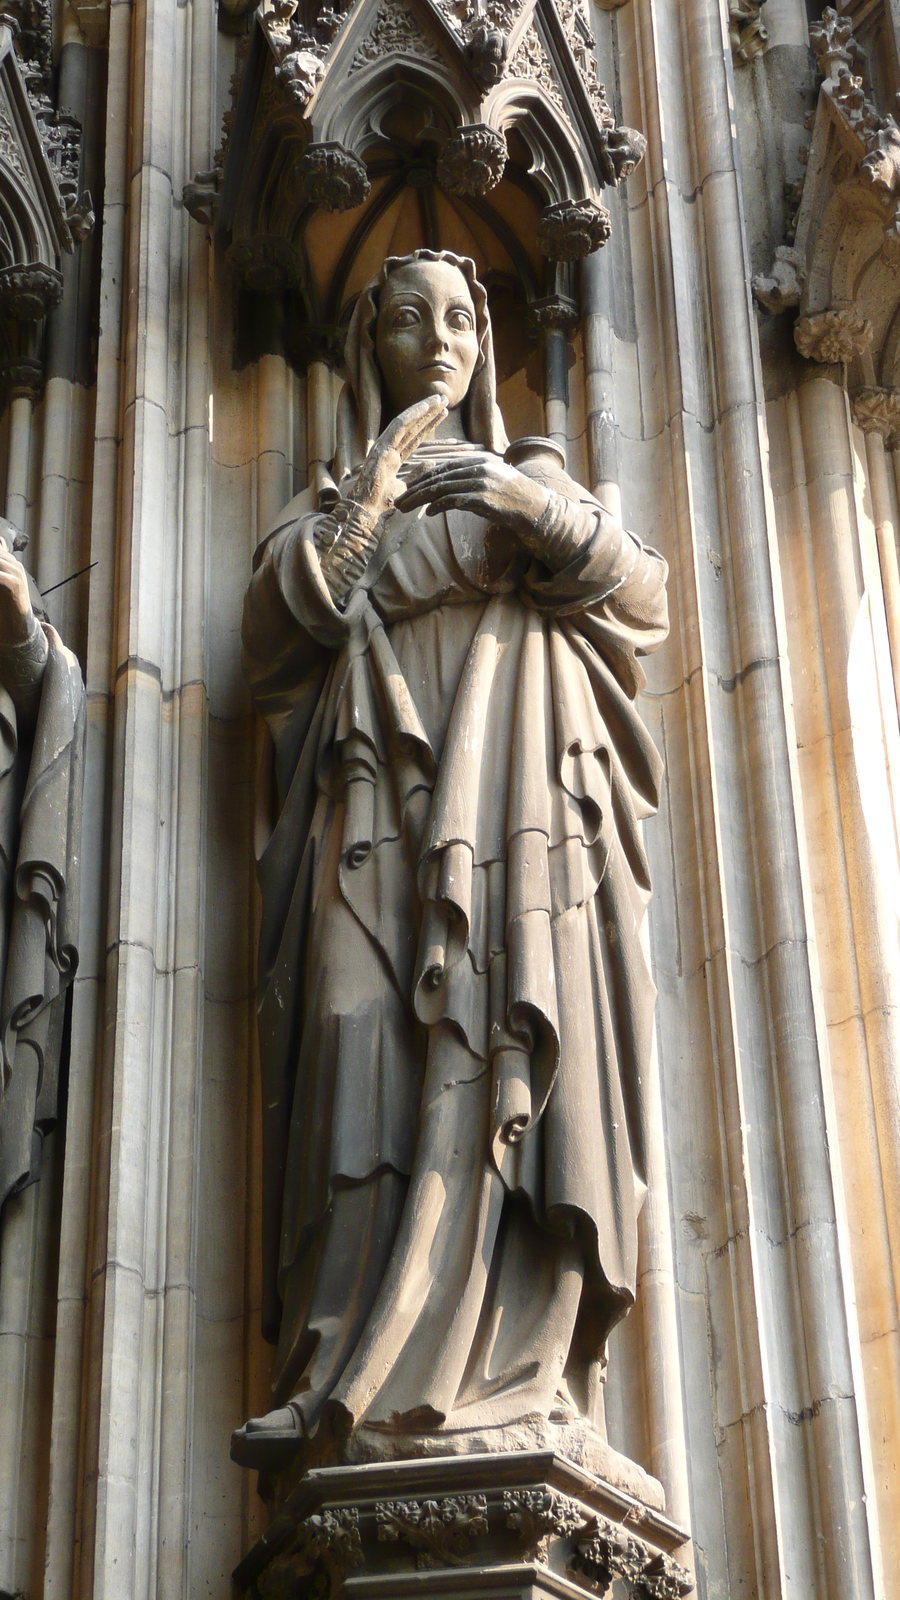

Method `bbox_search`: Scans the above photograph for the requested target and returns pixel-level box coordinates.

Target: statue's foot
[230,1403,306,1468]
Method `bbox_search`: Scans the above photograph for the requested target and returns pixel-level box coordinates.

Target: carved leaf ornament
[753,4,900,378]
[203,0,649,309]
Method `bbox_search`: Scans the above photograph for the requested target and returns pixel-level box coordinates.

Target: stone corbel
[436,124,508,197]
[537,197,611,259]
[183,168,221,227]
[226,232,303,291]
[0,262,63,320]
[794,306,873,363]
[729,0,768,65]
[291,140,369,211]
[752,244,805,313]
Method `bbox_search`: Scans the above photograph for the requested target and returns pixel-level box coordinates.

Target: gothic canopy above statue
[198,0,646,326]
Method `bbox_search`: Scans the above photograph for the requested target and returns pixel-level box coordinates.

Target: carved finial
[809,6,863,82]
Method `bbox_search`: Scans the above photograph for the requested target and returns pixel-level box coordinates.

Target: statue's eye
[391,307,419,329]
[447,310,474,331]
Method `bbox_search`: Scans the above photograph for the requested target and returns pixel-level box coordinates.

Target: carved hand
[355,394,449,518]
[0,535,37,647]
[397,455,550,539]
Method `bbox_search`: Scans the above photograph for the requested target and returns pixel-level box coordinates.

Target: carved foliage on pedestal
[375,1494,489,1567]
[502,1486,587,1558]
[570,1516,695,1600]
[256,1508,364,1600]
[236,1467,694,1600]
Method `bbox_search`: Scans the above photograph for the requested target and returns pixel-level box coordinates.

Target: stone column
[5,387,33,532]
[626,0,878,1591]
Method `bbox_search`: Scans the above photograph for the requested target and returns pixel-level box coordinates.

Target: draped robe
[242,445,668,1442]
[0,615,85,1214]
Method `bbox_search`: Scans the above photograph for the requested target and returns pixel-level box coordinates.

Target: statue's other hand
[398,455,549,536]
[356,395,448,516]
[0,537,36,647]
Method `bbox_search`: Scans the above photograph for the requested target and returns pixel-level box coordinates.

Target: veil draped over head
[332,249,509,486]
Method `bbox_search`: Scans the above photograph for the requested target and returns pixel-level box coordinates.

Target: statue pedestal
[233,1450,693,1600]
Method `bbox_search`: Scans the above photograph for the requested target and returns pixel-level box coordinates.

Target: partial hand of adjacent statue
[0,529,48,719]
[318,394,448,604]
[0,533,37,647]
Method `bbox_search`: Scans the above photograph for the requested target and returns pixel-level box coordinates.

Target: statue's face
[375,261,480,415]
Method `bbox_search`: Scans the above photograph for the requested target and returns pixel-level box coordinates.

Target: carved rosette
[436,125,508,197]
[794,306,873,363]
[0,262,64,320]
[537,197,611,260]
[292,142,370,212]
[375,1495,489,1568]
[851,386,900,444]
[227,233,303,292]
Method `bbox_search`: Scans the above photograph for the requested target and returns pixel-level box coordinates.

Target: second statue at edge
[234,249,669,1483]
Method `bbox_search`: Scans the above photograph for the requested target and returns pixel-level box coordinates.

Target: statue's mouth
[419,360,455,373]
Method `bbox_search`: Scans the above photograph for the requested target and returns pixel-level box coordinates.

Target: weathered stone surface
[233,1454,692,1600]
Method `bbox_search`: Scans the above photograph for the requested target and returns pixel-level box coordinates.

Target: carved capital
[851,386,900,443]
[794,306,873,363]
[183,168,220,227]
[537,198,611,260]
[0,357,43,400]
[437,125,508,197]
[292,143,370,212]
[375,1495,488,1568]
[0,263,63,320]
[227,233,303,292]
[526,295,580,337]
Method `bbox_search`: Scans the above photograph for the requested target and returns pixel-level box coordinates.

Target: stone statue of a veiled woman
[235,250,669,1476]
[0,520,84,1225]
